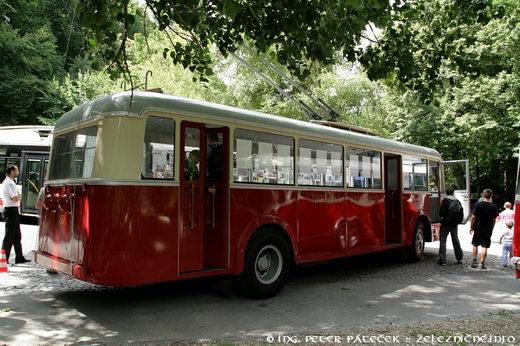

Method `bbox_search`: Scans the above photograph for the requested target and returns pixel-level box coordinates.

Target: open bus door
[179,122,229,273]
[441,160,471,223]
[20,154,48,215]
[513,149,520,278]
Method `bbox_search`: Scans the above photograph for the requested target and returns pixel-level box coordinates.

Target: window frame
[402,155,428,192]
[141,115,176,181]
[297,138,344,188]
[233,128,295,186]
[345,147,383,190]
[428,160,440,193]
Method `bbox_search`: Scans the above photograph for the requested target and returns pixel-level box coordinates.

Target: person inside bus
[470,189,499,270]
[184,149,200,182]
[1,165,30,265]
[206,132,223,194]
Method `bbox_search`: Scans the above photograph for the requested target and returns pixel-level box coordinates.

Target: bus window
[298,139,343,187]
[345,148,382,189]
[73,127,97,178]
[403,156,428,191]
[6,158,21,184]
[233,129,294,185]
[49,127,97,180]
[49,133,75,180]
[24,158,42,209]
[429,160,440,192]
[142,116,175,179]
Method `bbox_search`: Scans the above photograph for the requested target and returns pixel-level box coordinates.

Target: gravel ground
[1,221,519,345]
[202,312,520,345]
[333,311,520,345]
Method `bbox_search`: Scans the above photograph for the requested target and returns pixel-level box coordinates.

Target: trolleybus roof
[55,91,441,159]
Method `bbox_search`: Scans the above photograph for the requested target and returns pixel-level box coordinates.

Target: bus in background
[35,92,469,298]
[0,126,52,216]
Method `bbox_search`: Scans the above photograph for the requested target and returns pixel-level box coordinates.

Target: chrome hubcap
[255,245,283,285]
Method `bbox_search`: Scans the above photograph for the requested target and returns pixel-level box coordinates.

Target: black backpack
[445,199,463,225]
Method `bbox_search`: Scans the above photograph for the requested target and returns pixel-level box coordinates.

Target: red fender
[233,215,297,273]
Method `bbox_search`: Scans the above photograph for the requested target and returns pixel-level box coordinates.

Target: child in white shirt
[499,221,514,267]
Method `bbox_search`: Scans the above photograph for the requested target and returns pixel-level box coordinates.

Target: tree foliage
[361,0,519,101]
[0,0,83,124]
[0,0,150,125]
[45,27,392,140]
[365,0,520,199]
[79,0,394,81]
[0,22,61,124]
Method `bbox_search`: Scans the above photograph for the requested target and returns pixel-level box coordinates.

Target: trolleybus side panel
[345,192,385,256]
[231,188,298,273]
[298,190,346,262]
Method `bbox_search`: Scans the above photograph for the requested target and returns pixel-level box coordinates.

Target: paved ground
[0,220,519,344]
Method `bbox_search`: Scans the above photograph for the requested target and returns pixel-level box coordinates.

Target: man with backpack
[438,186,464,266]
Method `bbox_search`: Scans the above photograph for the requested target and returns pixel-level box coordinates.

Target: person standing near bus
[470,189,499,270]
[438,187,464,265]
[496,202,514,229]
[499,220,514,267]
[1,165,30,265]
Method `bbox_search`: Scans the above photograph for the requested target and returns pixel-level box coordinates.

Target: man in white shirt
[2,165,30,264]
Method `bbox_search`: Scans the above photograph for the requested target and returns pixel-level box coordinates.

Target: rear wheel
[407,222,425,262]
[236,229,291,299]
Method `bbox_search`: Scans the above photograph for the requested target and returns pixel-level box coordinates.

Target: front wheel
[407,222,425,262]
[236,230,291,299]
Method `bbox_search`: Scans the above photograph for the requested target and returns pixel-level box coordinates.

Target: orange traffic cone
[0,249,8,273]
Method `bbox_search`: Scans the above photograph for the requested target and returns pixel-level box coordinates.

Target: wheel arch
[416,214,433,243]
[234,216,297,274]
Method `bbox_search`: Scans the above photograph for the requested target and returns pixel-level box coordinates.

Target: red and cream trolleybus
[35,91,469,298]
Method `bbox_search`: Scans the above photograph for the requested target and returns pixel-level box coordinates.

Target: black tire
[407,222,426,262]
[235,229,291,299]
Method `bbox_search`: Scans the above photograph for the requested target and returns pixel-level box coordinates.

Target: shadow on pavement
[48,248,518,344]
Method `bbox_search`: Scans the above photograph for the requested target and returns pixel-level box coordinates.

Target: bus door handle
[189,185,194,230]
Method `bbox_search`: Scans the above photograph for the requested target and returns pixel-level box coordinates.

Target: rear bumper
[33,251,86,280]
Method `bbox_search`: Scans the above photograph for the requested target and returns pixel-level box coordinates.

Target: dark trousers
[439,225,463,264]
[2,206,24,262]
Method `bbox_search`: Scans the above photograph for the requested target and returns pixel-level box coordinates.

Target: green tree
[364,0,520,199]
[0,0,156,125]
[79,0,395,81]
[0,23,61,124]
[49,27,391,139]
[0,0,85,124]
